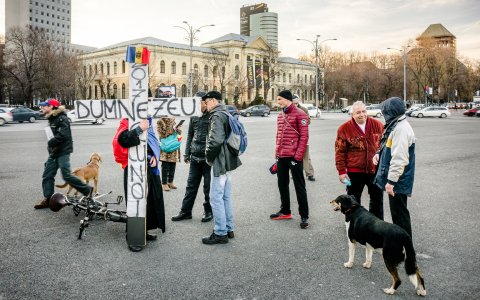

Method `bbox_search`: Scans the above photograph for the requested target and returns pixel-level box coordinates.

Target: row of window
[31,9,70,21]
[32,3,69,13]
[30,18,70,29]
[84,60,314,86]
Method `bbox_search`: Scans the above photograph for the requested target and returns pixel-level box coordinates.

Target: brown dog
[56,152,102,196]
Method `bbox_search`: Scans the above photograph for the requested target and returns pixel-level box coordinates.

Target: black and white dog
[330,194,426,296]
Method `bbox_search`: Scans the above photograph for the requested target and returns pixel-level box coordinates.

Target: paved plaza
[0,111,479,299]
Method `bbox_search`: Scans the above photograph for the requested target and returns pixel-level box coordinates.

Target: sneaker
[202,232,228,245]
[300,218,309,229]
[270,211,293,220]
[227,231,235,239]
[307,175,316,181]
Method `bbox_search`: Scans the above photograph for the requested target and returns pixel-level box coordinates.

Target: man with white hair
[335,101,384,219]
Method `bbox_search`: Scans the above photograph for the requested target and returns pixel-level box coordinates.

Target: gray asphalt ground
[0,111,479,300]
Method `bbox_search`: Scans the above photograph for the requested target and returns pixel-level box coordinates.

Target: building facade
[250,12,278,49]
[77,34,317,106]
[4,0,93,54]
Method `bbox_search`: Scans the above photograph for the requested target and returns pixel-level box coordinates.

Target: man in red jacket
[271,90,310,229]
[335,101,384,219]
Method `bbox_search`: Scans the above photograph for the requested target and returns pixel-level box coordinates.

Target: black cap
[201,90,222,101]
[278,90,293,101]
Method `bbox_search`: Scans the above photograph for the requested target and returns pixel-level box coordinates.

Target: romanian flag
[126,46,150,64]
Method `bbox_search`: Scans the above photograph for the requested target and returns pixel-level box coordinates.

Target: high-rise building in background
[4,0,94,53]
[240,3,278,49]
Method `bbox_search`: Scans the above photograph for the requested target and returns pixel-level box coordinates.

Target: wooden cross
[74,46,201,248]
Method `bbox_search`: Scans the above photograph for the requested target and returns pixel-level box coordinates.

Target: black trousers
[161,161,176,184]
[276,157,309,219]
[389,193,412,239]
[180,160,212,213]
[346,172,384,220]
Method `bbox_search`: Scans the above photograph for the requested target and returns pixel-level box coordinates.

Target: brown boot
[162,184,170,191]
[168,183,177,189]
[34,198,49,209]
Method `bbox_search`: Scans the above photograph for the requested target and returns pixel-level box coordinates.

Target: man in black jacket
[201,91,242,245]
[34,99,92,209]
[171,96,213,222]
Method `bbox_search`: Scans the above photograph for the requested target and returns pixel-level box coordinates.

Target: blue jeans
[209,170,234,236]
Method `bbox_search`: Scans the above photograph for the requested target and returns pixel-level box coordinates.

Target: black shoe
[201,211,213,223]
[307,176,316,181]
[300,218,310,229]
[202,232,228,245]
[227,231,234,239]
[171,211,192,221]
[128,245,144,252]
[146,233,157,241]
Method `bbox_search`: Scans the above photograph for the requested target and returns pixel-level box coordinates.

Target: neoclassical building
[77,34,317,105]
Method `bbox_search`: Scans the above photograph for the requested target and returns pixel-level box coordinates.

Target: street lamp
[387,46,409,106]
[175,21,215,97]
[297,36,337,108]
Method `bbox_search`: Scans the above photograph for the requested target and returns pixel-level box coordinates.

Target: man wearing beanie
[271,90,311,229]
[373,97,416,239]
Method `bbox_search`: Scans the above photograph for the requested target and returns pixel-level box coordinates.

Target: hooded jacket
[205,104,242,176]
[374,97,416,196]
[275,104,309,161]
[46,106,73,158]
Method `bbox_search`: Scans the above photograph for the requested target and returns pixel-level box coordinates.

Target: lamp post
[175,21,215,97]
[387,46,409,106]
[297,36,337,108]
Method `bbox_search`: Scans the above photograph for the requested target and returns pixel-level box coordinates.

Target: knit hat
[278,90,293,101]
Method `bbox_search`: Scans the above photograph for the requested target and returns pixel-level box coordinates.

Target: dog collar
[344,205,357,214]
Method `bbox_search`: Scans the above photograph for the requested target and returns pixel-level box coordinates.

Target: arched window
[83,66,86,77]
[194,64,198,76]
[88,85,92,99]
[181,84,187,97]
[305,75,307,84]
[113,84,118,98]
[122,60,125,73]
[204,65,208,78]
[171,61,176,74]
[94,64,98,75]
[221,66,225,78]
[282,73,286,83]
[289,73,292,83]
[94,85,98,98]
[213,66,218,78]
[204,85,208,92]
[234,86,239,98]
[114,62,117,74]
[235,65,239,80]
[100,63,104,75]
[310,75,313,83]
[121,83,126,99]
[89,65,92,77]
[182,62,187,75]
[297,74,300,83]
[106,62,110,75]
[160,60,165,73]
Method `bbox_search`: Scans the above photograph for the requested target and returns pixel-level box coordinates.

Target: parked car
[411,106,451,118]
[226,105,239,119]
[406,107,422,117]
[66,110,105,125]
[476,110,480,117]
[301,104,321,118]
[8,107,42,123]
[366,105,383,118]
[240,105,270,117]
[0,108,13,126]
[341,105,352,113]
[463,108,479,116]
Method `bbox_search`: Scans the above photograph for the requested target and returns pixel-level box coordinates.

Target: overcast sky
[1,0,479,60]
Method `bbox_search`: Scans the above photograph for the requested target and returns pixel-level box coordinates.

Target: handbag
[160,133,181,153]
[269,162,278,175]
